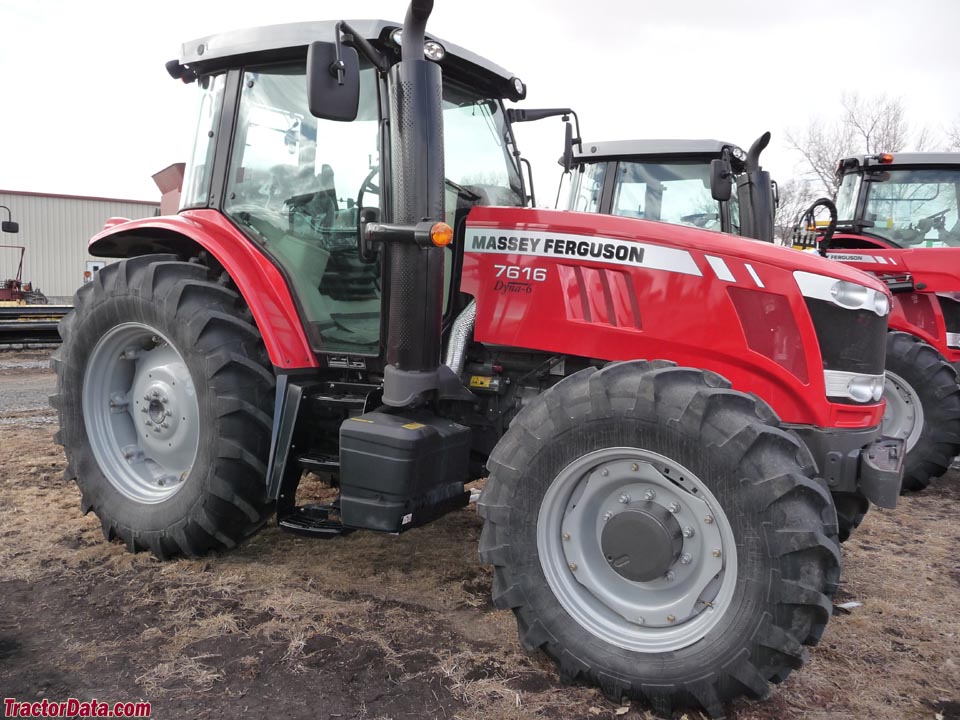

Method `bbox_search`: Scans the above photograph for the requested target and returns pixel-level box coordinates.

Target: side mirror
[710,159,732,202]
[562,121,574,173]
[1,221,19,233]
[306,41,360,122]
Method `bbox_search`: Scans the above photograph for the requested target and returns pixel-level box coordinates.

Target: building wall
[0,190,159,303]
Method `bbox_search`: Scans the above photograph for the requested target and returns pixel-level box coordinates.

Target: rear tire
[51,255,275,558]
[479,361,839,719]
[883,332,960,492]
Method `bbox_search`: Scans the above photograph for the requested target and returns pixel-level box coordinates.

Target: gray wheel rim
[82,323,200,504]
[882,370,924,452]
[537,447,737,653]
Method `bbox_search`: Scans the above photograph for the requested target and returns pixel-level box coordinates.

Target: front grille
[804,298,886,376]
[939,295,960,334]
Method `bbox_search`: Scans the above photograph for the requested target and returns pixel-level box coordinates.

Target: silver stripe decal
[744,263,764,288]
[947,332,960,349]
[876,256,888,264]
[829,253,877,263]
[464,227,703,277]
[705,255,735,282]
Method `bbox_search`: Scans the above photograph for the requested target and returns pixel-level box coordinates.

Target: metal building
[0,190,159,303]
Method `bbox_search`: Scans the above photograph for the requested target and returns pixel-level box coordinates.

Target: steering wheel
[356,166,381,263]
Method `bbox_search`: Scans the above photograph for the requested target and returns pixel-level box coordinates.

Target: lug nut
[618,493,631,504]
[562,532,571,541]
[568,563,578,572]
[680,553,692,565]
[602,511,613,522]
[140,407,148,414]
[665,570,676,582]
[682,527,695,538]
[704,515,714,525]
[712,548,722,558]
[667,614,676,623]
[668,502,680,514]
[600,468,609,477]
[157,477,165,486]
[631,463,639,472]
[160,395,168,403]
[637,617,645,626]
[644,489,656,501]
[143,394,151,402]
[145,420,153,427]
[161,422,169,429]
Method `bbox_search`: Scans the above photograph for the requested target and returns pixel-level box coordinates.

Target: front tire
[883,332,960,492]
[479,361,839,718]
[51,255,276,558]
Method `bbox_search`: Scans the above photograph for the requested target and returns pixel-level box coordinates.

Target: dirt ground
[1,347,958,720]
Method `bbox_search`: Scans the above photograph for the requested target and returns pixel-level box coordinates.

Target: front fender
[89,209,318,369]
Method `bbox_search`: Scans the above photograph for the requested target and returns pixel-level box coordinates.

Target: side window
[224,65,382,355]
[182,73,226,209]
[568,163,607,213]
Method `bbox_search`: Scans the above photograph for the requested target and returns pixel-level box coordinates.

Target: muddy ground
[0,347,958,720]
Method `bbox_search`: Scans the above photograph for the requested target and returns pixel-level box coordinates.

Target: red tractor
[51,4,899,716]
[800,153,960,492]
[559,134,902,537]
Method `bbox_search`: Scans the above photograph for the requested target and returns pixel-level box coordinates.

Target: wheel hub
[82,323,199,504]
[601,503,682,581]
[538,449,737,653]
[882,370,924,452]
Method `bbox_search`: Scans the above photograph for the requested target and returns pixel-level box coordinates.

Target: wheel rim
[882,370,924,453]
[537,447,737,653]
[82,323,200,504]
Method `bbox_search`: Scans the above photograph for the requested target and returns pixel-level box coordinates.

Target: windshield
[861,168,960,247]
[443,83,523,207]
[612,160,724,231]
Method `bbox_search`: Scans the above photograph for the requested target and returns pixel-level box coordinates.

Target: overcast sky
[1,0,958,203]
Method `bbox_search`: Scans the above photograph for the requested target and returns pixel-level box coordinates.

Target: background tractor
[559,133,901,538]
[801,153,960,493]
[51,3,898,716]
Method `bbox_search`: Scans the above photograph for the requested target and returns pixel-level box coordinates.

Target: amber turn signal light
[430,222,454,247]
[878,153,894,164]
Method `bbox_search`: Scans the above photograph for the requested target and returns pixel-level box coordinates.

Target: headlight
[874,293,889,316]
[830,280,869,309]
[794,271,889,317]
[423,40,445,61]
[847,375,884,403]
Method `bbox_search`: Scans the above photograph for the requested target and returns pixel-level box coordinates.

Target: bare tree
[787,92,935,197]
[785,120,855,197]
[772,178,817,245]
[947,120,960,151]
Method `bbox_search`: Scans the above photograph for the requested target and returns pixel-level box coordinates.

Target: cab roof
[169,19,523,100]
[843,152,960,169]
[573,139,741,162]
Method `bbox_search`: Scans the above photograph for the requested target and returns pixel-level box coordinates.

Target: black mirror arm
[520,157,537,207]
[335,21,390,73]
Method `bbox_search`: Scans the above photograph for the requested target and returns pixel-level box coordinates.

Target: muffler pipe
[382,0,447,406]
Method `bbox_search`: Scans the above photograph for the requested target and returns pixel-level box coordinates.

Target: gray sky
[1,0,958,203]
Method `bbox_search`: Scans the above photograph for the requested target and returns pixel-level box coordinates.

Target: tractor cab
[562,134,777,241]
[832,152,960,249]
[169,19,528,358]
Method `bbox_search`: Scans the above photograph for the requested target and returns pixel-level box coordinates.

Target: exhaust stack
[737,132,776,243]
[382,0,448,406]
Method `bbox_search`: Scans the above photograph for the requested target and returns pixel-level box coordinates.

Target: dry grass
[1,364,958,719]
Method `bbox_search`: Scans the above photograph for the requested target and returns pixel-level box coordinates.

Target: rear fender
[88,209,318,369]
[460,207,887,429]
